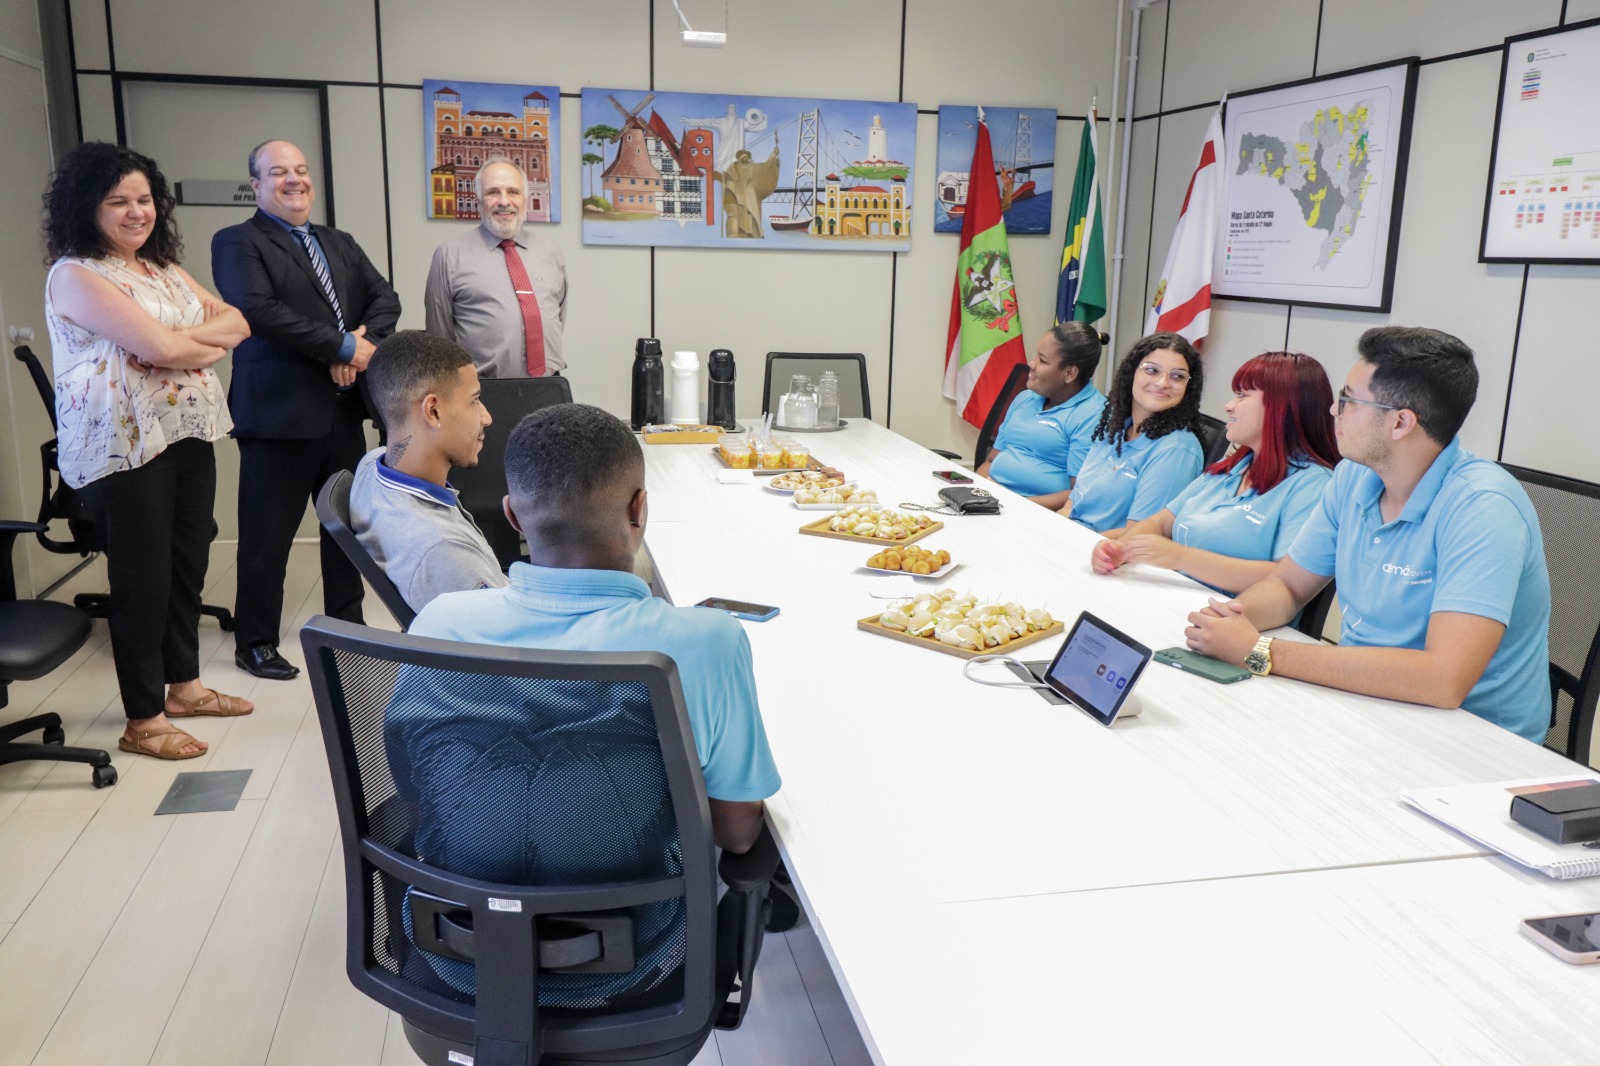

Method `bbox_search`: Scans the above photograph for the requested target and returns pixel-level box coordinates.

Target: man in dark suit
[213,140,401,680]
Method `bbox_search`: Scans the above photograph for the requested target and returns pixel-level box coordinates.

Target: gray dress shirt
[424,225,567,377]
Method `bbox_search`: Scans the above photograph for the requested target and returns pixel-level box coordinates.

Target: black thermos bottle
[707,348,737,430]
[630,338,665,429]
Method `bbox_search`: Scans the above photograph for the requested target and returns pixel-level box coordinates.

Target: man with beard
[424,157,567,377]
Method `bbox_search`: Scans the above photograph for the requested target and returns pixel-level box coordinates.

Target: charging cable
[962,654,1055,691]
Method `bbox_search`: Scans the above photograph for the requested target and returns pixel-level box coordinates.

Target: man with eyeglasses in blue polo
[1185,326,1550,742]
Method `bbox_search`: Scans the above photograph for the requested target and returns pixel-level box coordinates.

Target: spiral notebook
[1402,776,1600,880]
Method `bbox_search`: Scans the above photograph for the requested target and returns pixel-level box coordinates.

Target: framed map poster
[1213,58,1419,312]
[1480,19,1600,264]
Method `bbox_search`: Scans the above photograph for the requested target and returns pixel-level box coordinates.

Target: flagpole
[1107,0,1159,383]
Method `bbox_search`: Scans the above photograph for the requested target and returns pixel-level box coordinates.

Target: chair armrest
[715,822,781,1031]
[0,521,48,536]
[0,521,46,602]
[718,821,780,893]
[930,448,962,461]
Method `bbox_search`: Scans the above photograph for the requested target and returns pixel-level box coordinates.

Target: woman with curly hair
[1064,331,1205,533]
[43,141,254,761]
[1090,350,1340,593]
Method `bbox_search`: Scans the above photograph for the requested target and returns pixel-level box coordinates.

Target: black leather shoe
[235,642,300,680]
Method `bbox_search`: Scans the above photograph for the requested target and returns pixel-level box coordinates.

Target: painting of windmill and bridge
[580,88,918,251]
[935,105,1057,235]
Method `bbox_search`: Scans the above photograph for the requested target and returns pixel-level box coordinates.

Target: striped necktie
[291,225,346,330]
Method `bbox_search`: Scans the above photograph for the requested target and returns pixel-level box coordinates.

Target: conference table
[641,419,1600,1064]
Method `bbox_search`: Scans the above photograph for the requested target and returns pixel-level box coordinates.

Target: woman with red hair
[1090,350,1340,594]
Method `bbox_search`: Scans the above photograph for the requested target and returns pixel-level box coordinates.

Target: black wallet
[1510,782,1600,844]
[938,486,1001,515]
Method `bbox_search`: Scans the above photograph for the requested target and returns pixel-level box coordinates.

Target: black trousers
[76,437,217,721]
[234,400,366,649]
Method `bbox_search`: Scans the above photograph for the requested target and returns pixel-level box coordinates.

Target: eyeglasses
[1336,388,1403,416]
[1138,362,1191,385]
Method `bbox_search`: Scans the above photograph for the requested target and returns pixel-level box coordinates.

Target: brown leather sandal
[119,723,207,760]
[166,687,253,717]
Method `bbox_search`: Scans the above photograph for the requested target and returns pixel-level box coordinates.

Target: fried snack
[865,545,951,574]
[875,594,1054,649]
[826,506,936,540]
[771,471,845,491]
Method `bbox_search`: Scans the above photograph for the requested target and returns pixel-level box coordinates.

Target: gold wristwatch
[1244,636,1274,677]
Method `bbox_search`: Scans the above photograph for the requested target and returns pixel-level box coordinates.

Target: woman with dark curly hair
[1063,331,1205,533]
[1090,350,1340,593]
[44,141,254,761]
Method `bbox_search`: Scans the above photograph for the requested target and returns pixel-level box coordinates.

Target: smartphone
[1154,647,1252,684]
[933,470,974,484]
[696,597,780,622]
[1521,913,1600,963]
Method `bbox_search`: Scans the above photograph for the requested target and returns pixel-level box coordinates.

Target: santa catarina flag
[1056,110,1107,325]
[1146,106,1224,346]
[944,114,1027,428]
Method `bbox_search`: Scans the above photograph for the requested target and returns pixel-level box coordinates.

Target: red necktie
[499,238,546,377]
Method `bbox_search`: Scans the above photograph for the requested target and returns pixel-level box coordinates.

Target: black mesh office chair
[314,471,418,631]
[1501,464,1600,766]
[1196,413,1232,466]
[300,617,779,1066]
[1294,580,1338,642]
[448,376,574,570]
[932,360,1032,468]
[0,520,116,788]
[762,353,870,420]
[11,343,233,630]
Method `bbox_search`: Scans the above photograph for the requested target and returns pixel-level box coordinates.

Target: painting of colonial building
[423,79,560,223]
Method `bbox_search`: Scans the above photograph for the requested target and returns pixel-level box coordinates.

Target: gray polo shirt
[423,224,567,378]
[349,448,509,612]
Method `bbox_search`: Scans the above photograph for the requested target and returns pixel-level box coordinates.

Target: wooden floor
[0,542,874,1066]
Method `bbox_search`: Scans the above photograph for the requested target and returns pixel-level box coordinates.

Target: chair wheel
[43,726,65,746]
[92,765,118,788]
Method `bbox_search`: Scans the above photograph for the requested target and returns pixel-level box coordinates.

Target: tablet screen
[1042,612,1153,725]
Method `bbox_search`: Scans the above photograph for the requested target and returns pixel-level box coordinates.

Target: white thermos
[669,350,702,424]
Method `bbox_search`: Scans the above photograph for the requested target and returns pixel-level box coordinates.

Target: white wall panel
[1,1,41,60]
[902,0,1118,116]
[107,0,378,81]
[1317,0,1559,72]
[68,0,109,70]
[381,0,643,90]
[1284,53,1522,459]
[76,73,115,142]
[327,86,390,279]
[1161,0,1318,111]
[1501,265,1600,481]
[1112,117,1158,381]
[1132,0,1168,118]
[658,0,900,101]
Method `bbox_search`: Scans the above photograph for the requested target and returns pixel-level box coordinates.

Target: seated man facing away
[350,330,508,612]
[1186,326,1551,742]
[390,403,781,1005]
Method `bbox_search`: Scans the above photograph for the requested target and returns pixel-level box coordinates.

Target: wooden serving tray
[856,615,1065,660]
[642,425,725,444]
[797,515,943,546]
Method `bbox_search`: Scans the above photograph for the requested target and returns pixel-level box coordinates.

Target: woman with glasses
[1064,332,1205,533]
[1090,350,1340,593]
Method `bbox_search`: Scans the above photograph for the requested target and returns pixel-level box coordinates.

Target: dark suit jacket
[212,210,401,440]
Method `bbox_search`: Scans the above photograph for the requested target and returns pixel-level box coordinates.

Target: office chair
[11,343,234,631]
[1196,413,1232,466]
[0,519,116,788]
[762,353,871,420]
[1501,463,1600,767]
[449,375,574,570]
[300,617,779,1066]
[931,359,1033,468]
[1294,580,1338,642]
[314,471,419,631]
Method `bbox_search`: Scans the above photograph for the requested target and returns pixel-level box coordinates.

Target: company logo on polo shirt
[1380,561,1433,585]
[1233,502,1264,526]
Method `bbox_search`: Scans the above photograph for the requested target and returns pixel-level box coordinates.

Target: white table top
[641,419,1588,1062]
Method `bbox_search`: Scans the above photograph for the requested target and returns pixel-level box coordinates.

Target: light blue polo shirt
[409,563,781,802]
[989,384,1107,496]
[1069,425,1204,533]
[1166,454,1332,563]
[1287,440,1550,741]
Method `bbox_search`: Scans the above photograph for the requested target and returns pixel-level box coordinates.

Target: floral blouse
[45,256,232,488]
